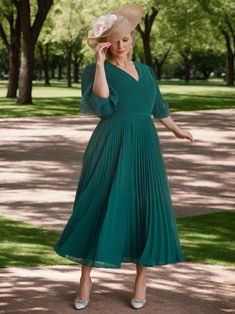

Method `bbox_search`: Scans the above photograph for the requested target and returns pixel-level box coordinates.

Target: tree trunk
[136,7,158,68]
[38,68,42,80]
[17,44,34,104]
[185,67,191,82]
[0,7,21,98]
[73,57,79,83]
[58,62,62,80]
[16,0,53,104]
[181,49,192,83]
[143,34,153,67]
[38,43,50,86]
[226,50,234,86]
[51,66,55,79]
[67,46,72,87]
[156,66,162,80]
[222,30,234,86]
[154,46,171,80]
[7,46,20,98]
[202,70,211,80]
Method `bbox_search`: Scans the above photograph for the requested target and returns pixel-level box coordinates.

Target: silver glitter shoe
[73,279,93,310]
[130,281,147,309]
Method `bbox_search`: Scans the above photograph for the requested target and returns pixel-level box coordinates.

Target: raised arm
[80,42,119,118]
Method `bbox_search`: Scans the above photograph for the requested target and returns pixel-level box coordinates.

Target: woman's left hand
[158,116,194,142]
[173,128,194,142]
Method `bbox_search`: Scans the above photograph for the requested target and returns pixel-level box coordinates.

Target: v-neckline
[105,60,141,83]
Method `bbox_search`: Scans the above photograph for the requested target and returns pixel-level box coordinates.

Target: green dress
[54,60,186,268]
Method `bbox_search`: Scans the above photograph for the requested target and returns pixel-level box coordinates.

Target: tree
[14,0,54,104]
[192,49,225,79]
[38,42,50,85]
[164,0,219,82]
[49,0,87,87]
[0,0,21,98]
[198,0,235,86]
[135,1,176,78]
[136,6,158,68]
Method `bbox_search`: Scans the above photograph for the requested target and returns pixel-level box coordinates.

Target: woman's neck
[107,57,132,67]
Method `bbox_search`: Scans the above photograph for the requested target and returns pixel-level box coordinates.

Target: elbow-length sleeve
[79,64,119,118]
[148,66,170,119]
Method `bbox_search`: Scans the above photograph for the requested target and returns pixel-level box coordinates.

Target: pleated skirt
[54,114,186,268]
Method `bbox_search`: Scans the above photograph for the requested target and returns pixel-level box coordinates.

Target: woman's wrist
[162,116,181,134]
[96,60,105,67]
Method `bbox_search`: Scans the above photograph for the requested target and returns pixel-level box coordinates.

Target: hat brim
[87,3,143,49]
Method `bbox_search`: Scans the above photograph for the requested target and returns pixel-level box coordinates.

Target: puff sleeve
[79,64,119,118]
[148,66,170,119]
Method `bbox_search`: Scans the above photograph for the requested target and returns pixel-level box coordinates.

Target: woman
[54,3,193,310]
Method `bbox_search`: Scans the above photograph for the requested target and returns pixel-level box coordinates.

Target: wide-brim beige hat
[87,3,144,49]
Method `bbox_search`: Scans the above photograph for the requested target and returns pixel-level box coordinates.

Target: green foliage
[0,0,232,83]
[0,0,16,43]
[198,0,235,33]
[0,45,8,77]
[191,49,225,79]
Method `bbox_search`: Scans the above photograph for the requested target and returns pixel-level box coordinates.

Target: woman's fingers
[175,129,194,142]
[185,131,194,142]
[95,42,112,62]
[95,42,112,52]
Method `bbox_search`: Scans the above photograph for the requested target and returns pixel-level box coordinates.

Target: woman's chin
[114,51,128,57]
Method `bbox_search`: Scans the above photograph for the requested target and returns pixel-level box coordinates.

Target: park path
[0,109,235,313]
[0,109,234,231]
[0,263,234,313]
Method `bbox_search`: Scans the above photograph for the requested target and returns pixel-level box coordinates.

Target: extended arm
[148,65,193,142]
[158,115,194,142]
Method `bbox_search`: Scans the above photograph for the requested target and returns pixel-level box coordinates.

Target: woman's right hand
[95,42,112,64]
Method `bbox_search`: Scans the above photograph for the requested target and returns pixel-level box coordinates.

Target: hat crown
[88,13,118,38]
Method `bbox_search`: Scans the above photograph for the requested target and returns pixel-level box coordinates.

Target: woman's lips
[117,50,125,53]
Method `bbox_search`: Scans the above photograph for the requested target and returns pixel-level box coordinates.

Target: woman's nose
[117,42,123,48]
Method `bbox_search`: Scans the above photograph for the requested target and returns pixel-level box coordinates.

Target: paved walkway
[0,109,234,231]
[0,109,235,313]
[1,263,234,313]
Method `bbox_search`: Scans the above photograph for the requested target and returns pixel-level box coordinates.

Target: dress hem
[54,246,186,269]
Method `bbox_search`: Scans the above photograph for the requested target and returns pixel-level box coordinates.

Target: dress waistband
[110,113,151,117]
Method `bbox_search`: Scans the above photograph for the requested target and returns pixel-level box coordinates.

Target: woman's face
[107,32,133,58]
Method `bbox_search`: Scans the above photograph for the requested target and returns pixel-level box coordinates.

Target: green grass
[0,80,81,118]
[162,83,235,111]
[177,211,235,266]
[0,211,234,268]
[0,80,234,118]
[0,215,74,268]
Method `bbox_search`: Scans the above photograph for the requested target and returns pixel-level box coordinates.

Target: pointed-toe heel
[73,280,93,310]
[130,282,147,309]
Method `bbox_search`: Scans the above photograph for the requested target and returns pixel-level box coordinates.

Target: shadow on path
[0,109,234,231]
[0,262,234,313]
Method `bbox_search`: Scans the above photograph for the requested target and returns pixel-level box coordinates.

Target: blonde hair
[99,30,135,62]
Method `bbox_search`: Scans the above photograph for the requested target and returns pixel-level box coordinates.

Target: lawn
[0,80,234,118]
[0,211,234,268]
[177,211,235,266]
[0,81,81,118]
[0,215,74,268]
